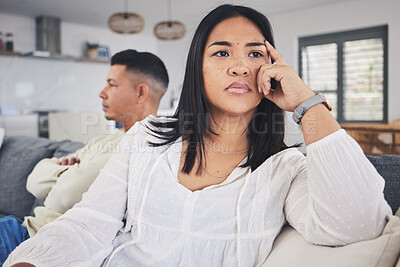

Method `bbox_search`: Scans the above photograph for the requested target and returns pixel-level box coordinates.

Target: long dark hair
[148,4,289,174]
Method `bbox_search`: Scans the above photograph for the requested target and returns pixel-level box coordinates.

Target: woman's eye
[214,51,229,57]
[249,52,263,58]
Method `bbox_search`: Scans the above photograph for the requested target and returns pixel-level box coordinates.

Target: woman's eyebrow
[208,41,266,48]
[208,41,231,48]
[246,42,266,47]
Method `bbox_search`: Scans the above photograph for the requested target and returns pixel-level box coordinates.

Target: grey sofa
[0,135,399,266]
[366,154,400,214]
[0,135,84,219]
[0,135,398,220]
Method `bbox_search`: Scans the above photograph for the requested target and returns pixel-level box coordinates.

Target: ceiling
[0,0,355,28]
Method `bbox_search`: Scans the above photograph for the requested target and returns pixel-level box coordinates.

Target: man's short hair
[111,49,169,89]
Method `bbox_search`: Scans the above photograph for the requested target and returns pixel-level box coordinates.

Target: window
[299,25,388,123]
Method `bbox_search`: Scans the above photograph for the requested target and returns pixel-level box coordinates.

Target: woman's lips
[225,82,251,94]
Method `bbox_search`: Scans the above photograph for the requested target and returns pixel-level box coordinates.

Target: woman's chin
[211,105,258,118]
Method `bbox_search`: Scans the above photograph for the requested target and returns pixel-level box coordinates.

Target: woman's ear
[136,83,150,104]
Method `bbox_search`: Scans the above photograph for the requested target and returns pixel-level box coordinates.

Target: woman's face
[202,16,269,118]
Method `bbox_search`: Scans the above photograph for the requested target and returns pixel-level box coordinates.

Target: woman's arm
[300,104,340,145]
[284,130,392,246]
[258,41,391,245]
[4,124,139,266]
[257,40,340,144]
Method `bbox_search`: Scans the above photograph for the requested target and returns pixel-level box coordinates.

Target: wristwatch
[292,93,332,124]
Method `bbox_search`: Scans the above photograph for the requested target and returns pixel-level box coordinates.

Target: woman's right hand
[257,40,315,112]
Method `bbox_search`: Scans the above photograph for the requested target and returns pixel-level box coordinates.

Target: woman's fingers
[260,80,271,96]
[258,41,286,96]
[257,65,269,96]
[257,63,278,96]
[265,40,286,65]
[257,44,317,111]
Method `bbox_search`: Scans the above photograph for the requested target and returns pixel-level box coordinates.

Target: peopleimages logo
[81,112,117,135]
[80,110,317,153]
[174,111,288,135]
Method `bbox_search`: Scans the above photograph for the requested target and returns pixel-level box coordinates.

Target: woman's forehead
[206,17,264,45]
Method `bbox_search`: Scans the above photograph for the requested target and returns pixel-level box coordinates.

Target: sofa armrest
[264,215,400,267]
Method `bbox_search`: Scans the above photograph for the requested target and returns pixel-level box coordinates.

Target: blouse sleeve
[284,129,392,246]
[4,122,142,267]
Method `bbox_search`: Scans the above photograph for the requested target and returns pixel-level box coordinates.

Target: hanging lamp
[108,0,144,34]
[154,0,185,40]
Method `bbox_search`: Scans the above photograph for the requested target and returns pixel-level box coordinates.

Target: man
[0,49,169,265]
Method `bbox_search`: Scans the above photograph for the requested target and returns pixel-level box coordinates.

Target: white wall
[0,12,168,115]
[1,0,399,120]
[0,13,158,60]
[0,57,109,113]
[266,0,400,121]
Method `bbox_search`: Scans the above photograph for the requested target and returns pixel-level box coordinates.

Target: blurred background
[0,0,398,154]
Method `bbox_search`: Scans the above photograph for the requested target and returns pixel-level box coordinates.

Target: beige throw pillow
[263,215,400,267]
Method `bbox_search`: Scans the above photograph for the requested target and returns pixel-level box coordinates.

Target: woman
[6,4,391,267]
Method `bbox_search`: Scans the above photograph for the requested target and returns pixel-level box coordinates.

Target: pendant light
[154,0,185,40]
[108,0,144,34]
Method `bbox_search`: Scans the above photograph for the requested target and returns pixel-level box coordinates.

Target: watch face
[317,93,332,111]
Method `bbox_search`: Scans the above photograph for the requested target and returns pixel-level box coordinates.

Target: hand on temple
[257,40,315,112]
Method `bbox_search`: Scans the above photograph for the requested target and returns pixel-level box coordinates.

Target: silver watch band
[292,94,325,124]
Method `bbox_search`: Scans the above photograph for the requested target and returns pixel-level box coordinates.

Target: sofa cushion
[0,136,59,219]
[367,155,400,214]
[0,136,85,219]
[53,140,85,158]
[264,215,400,267]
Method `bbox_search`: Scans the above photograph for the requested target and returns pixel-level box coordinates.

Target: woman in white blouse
[6,4,391,267]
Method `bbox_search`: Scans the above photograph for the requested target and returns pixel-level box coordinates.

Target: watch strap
[292,94,326,124]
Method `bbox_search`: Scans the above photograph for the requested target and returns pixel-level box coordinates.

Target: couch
[265,154,400,267]
[0,135,399,266]
[0,135,84,219]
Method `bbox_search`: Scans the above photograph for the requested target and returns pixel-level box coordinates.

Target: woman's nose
[228,59,250,76]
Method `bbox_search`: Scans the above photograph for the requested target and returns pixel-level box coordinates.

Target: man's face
[99,65,141,124]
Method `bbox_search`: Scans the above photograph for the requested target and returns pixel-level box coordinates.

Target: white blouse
[5,116,391,267]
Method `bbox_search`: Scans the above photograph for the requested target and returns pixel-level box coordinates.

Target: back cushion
[0,136,59,219]
[367,155,400,214]
[53,140,85,158]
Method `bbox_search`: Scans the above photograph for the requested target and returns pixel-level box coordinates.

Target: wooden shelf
[77,58,110,64]
[0,50,22,56]
[0,52,110,65]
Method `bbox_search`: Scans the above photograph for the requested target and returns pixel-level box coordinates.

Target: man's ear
[136,83,150,104]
